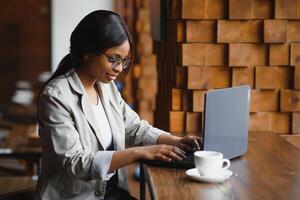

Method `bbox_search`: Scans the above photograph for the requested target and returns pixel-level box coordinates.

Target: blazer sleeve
[38,87,94,180]
[111,83,169,146]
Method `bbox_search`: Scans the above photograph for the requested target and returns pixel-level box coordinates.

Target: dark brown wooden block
[269,44,290,66]
[275,0,299,19]
[229,0,251,19]
[205,0,226,19]
[172,88,183,111]
[137,33,153,54]
[178,43,206,65]
[182,90,192,111]
[264,20,287,43]
[252,0,273,19]
[182,0,205,19]
[251,44,268,66]
[229,44,251,66]
[232,67,254,88]
[187,66,231,89]
[269,112,291,134]
[255,66,292,89]
[181,0,225,19]
[249,113,270,132]
[287,21,300,42]
[205,44,227,66]
[169,111,185,133]
[175,66,188,88]
[186,112,202,132]
[250,90,279,112]
[229,44,267,66]
[140,112,154,125]
[280,89,300,112]
[292,112,300,134]
[291,43,300,65]
[192,90,207,112]
[249,112,290,133]
[295,67,300,89]
[218,20,262,43]
[186,20,216,42]
[229,0,272,19]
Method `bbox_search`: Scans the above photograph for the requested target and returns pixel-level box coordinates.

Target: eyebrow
[107,53,129,60]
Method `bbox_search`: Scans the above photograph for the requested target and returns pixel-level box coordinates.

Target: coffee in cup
[194,151,230,177]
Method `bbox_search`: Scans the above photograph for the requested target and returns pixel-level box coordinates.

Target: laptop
[142,85,251,168]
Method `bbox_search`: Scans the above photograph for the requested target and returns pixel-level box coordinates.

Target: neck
[75,67,96,91]
[75,67,99,105]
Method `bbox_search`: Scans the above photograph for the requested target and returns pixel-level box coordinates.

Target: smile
[106,73,118,81]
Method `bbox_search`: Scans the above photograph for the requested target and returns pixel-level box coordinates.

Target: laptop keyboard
[141,151,195,169]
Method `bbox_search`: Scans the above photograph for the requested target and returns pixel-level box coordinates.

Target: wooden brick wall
[0,0,50,104]
[154,0,300,135]
[116,0,157,124]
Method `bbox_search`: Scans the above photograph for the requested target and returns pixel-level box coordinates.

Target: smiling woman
[36,10,201,200]
[78,40,131,85]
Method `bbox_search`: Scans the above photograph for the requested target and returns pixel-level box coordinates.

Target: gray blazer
[35,70,167,200]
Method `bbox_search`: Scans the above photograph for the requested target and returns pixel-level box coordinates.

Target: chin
[99,78,112,84]
[103,80,112,84]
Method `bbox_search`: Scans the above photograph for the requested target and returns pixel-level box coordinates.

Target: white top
[91,96,115,181]
[92,97,113,149]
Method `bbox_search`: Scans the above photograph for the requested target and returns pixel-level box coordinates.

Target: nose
[113,63,123,73]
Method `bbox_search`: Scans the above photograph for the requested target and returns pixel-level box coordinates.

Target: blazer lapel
[97,82,122,151]
[80,94,105,149]
[66,70,104,149]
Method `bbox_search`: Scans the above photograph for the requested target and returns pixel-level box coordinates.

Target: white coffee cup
[194,151,230,177]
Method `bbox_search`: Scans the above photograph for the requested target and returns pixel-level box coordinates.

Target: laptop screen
[203,85,250,159]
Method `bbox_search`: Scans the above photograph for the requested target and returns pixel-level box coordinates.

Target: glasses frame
[102,52,131,70]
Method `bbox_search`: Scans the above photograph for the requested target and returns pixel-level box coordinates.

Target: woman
[36,10,201,200]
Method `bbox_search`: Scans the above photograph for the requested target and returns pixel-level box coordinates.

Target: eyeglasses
[103,52,131,70]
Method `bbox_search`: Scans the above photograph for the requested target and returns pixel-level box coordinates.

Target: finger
[193,137,201,150]
[185,135,201,150]
[161,147,184,160]
[193,136,202,140]
[155,154,172,162]
[173,146,186,158]
[167,151,183,161]
[197,137,203,149]
[166,145,186,158]
[176,143,189,150]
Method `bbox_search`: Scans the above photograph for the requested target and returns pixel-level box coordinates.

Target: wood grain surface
[145,132,300,200]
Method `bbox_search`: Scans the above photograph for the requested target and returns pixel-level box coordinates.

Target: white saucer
[186,168,233,183]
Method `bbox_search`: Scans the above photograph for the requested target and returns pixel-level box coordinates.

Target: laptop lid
[203,85,250,159]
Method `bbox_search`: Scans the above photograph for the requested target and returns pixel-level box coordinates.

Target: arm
[157,134,202,152]
[108,144,186,172]
[38,89,95,180]
[110,83,168,146]
[111,83,201,151]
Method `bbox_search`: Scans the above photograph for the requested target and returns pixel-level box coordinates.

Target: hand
[136,145,186,162]
[175,135,202,153]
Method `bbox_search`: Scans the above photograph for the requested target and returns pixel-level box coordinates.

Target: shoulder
[41,75,70,98]
[38,76,73,113]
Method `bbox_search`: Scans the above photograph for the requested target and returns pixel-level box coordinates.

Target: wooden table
[140,132,300,200]
[0,146,41,175]
[0,123,41,175]
[0,176,37,199]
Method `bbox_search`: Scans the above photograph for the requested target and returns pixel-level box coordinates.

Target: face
[83,40,130,84]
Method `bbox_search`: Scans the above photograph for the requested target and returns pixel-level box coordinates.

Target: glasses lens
[122,59,131,69]
[111,58,121,69]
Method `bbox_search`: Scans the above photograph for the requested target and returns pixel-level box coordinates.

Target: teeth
[108,74,116,80]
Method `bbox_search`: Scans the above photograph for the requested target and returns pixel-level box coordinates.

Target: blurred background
[0,0,300,199]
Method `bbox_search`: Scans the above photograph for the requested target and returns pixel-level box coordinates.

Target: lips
[106,73,118,81]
